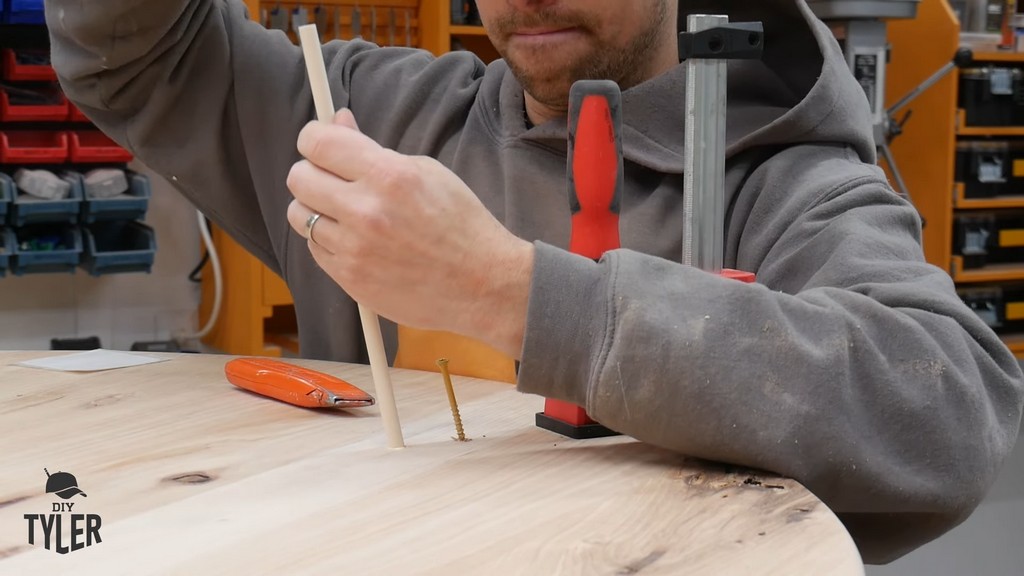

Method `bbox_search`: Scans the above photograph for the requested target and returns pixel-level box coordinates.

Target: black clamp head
[678,21,765,61]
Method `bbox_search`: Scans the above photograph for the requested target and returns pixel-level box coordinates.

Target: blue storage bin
[80,220,156,275]
[6,0,45,24]
[2,170,82,226]
[12,224,81,275]
[0,176,10,223]
[0,227,14,277]
[78,170,151,223]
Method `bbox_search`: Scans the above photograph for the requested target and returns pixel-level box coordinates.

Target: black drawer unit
[958,283,1024,333]
[959,67,1024,126]
[954,210,1024,268]
[955,140,1024,198]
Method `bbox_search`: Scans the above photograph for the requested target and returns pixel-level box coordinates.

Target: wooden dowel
[298,24,405,449]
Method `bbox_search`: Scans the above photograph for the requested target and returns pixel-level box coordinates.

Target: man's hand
[286,109,534,359]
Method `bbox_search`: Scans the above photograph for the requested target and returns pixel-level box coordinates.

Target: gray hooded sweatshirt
[44,0,1024,563]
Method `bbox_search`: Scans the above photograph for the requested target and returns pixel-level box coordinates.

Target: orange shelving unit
[954,182,1024,209]
[888,0,1024,356]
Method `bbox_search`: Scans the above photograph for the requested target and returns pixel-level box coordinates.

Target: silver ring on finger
[305,212,323,246]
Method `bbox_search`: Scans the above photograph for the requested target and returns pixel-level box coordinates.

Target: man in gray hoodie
[43,0,1024,564]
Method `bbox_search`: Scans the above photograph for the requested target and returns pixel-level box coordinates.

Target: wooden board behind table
[0,351,862,575]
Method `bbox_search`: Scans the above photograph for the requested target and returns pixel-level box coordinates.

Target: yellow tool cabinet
[887,0,1024,357]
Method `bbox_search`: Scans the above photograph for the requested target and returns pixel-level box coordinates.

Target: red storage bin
[69,131,133,163]
[0,88,69,122]
[1,48,57,82]
[0,131,69,164]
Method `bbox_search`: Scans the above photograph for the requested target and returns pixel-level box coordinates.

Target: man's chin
[519,81,573,110]
[506,67,573,108]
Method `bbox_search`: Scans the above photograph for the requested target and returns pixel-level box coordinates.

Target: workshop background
[0,0,1021,572]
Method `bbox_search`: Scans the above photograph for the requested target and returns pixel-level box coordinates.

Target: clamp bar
[682,14,730,273]
[680,17,764,272]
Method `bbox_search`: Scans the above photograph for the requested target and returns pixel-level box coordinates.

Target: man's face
[477,0,671,111]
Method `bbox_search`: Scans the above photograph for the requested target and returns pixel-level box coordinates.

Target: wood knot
[0,545,31,559]
[743,476,785,490]
[164,472,215,485]
[0,495,30,510]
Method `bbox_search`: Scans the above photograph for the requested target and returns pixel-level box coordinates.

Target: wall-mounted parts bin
[959,67,1024,126]
[0,227,13,277]
[959,283,1024,334]
[11,224,81,275]
[0,170,81,226]
[1,11,152,278]
[955,140,1024,199]
[1,48,55,81]
[0,85,69,122]
[78,169,150,223]
[69,131,133,164]
[0,131,69,164]
[78,168,149,222]
[2,0,46,25]
[80,220,155,276]
[954,210,1024,269]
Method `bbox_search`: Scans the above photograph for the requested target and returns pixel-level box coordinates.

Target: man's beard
[490,2,669,111]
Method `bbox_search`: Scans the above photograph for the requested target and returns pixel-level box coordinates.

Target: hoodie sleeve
[44,0,482,273]
[516,144,1024,563]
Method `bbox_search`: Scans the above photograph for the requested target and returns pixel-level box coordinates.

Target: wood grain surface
[0,351,863,575]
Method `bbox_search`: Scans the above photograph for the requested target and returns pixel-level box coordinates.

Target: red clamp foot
[535,399,619,439]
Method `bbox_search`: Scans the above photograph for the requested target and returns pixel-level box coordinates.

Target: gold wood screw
[437,358,467,441]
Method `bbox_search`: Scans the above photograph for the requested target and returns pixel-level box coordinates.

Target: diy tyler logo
[24,468,102,554]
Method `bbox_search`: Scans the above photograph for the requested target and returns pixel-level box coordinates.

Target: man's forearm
[514,184,1024,563]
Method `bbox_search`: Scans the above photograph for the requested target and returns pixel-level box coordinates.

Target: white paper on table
[15,349,170,372]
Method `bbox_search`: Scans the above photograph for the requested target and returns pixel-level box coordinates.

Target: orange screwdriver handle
[225,358,375,409]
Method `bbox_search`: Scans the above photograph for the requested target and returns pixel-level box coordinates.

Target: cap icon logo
[44,468,87,500]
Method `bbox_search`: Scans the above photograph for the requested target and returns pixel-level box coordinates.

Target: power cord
[173,210,222,348]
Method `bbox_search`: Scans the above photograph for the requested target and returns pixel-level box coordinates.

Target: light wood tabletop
[0,350,863,575]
